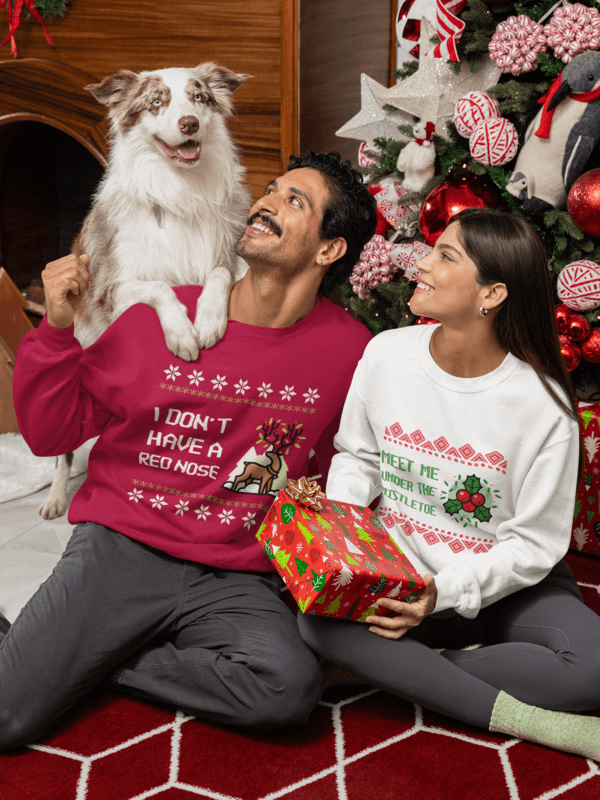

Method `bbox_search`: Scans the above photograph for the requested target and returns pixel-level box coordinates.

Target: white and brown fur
[40,63,252,518]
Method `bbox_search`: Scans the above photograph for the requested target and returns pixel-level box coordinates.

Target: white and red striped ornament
[453,91,500,138]
[469,117,519,166]
[557,260,600,311]
[544,3,600,64]
[371,176,416,229]
[350,235,432,301]
[488,15,547,75]
[358,142,378,170]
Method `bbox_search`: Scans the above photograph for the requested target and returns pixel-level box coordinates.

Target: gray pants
[298,560,600,729]
[0,523,322,749]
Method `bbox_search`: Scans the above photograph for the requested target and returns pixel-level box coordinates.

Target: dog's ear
[193,63,252,117]
[204,65,252,94]
[85,70,139,106]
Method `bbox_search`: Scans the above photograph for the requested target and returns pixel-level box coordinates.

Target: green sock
[490,691,600,761]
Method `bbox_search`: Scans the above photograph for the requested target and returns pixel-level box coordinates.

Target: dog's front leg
[194,266,233,349]
[113,280,199,361]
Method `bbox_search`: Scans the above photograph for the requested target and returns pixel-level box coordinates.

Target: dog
[39,62,252,519]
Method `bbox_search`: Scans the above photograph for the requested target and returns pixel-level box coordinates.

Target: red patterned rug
[2,551,600,800]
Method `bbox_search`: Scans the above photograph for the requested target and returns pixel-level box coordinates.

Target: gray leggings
[297,560,600,729]
[0,523,322,749]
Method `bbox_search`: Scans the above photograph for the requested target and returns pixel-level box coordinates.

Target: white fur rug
[0,434,93,504]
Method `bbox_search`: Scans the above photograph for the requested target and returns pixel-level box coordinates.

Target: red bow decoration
[1,0,55,57]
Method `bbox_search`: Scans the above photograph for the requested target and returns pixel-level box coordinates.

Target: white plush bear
[396,121,436,192]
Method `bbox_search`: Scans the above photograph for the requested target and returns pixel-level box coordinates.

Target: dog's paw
[195,308,228,350]
[38,494,67,519]
[163,319,199,362]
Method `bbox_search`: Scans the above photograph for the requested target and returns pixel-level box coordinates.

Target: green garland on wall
[29,0,71,17]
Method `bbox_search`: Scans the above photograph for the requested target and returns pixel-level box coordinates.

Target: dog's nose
[178,116,199,135]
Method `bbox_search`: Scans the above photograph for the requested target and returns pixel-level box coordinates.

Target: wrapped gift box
[256,478,425,621]
[571,401,600,557]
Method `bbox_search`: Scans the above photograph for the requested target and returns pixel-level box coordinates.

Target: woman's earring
[479,306,489,317]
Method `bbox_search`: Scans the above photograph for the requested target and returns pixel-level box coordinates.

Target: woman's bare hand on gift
[364,574,438,640]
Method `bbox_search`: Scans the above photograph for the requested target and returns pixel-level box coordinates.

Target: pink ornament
[488,15,547,76]
[351,235,431,301]
[469,117,519,166]
[544,3,600,64]
[453,91,500,139]
[557,260,600,311]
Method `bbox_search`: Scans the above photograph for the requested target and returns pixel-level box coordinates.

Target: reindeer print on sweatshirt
[14,285,371,572]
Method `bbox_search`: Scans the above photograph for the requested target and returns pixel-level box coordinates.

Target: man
[6,152,376,748]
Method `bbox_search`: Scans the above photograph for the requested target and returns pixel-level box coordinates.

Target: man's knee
[243,650,323,728]
[0,706,41,750]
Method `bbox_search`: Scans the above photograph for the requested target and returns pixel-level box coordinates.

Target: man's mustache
[247,213,282,238]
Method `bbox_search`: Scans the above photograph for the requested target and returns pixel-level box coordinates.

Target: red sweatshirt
[14,286,371,571]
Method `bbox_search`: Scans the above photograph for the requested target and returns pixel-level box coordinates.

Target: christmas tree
[338,0,600,397]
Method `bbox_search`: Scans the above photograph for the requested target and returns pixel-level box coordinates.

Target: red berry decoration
[559,335,582,371]
[457,489,470,502]
[471,493,485,507]
[462,501,476,513]
[581,328,600,363]
[566,314,590,342]
[555,304,572,334]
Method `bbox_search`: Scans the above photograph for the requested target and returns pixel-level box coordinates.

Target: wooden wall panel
[0,0,283,198]
[298,0,394,163]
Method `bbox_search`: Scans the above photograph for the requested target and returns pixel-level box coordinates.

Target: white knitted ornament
[557,260,600,311]
[453,91,500,139]
[544,3,600,64]
[488,15,547,76]
[469,117,519,166]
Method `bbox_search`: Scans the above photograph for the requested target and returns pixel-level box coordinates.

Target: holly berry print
[441,474,500,527]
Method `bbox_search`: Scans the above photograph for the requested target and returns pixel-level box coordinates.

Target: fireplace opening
[0,121,104,321]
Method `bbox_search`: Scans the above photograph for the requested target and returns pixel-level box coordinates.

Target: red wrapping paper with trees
[256,478,425,622]
[572,401,600,557]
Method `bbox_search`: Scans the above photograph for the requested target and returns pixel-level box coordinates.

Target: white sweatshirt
[327,324,579,619]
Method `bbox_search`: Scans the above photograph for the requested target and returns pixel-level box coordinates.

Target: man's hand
[42,254,91,329]
[364,574,438,640]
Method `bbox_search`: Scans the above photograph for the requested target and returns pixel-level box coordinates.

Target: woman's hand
[364,574,438,640]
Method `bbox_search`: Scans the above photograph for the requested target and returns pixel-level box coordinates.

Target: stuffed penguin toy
[397,121,436,192]
[507,51,600,215]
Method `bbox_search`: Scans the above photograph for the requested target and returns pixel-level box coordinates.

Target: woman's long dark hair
[453,208,582,481]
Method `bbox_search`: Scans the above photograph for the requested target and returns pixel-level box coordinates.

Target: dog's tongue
[177,143,198,160]
[158,140,177,157]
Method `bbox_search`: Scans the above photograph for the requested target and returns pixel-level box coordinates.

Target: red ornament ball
[555,304,572,334]
[419,172,502,246]
[559,335,582,371]
[568,169,600,238]
[566,314,590,342]
[416,316,439,325]
[581,328,600,363]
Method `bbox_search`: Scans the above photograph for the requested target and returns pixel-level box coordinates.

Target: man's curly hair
[287,152,377,295]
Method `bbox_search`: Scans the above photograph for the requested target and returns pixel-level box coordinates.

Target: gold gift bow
[285,476,326,511]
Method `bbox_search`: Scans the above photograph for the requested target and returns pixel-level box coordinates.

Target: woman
[298,208,600,760]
